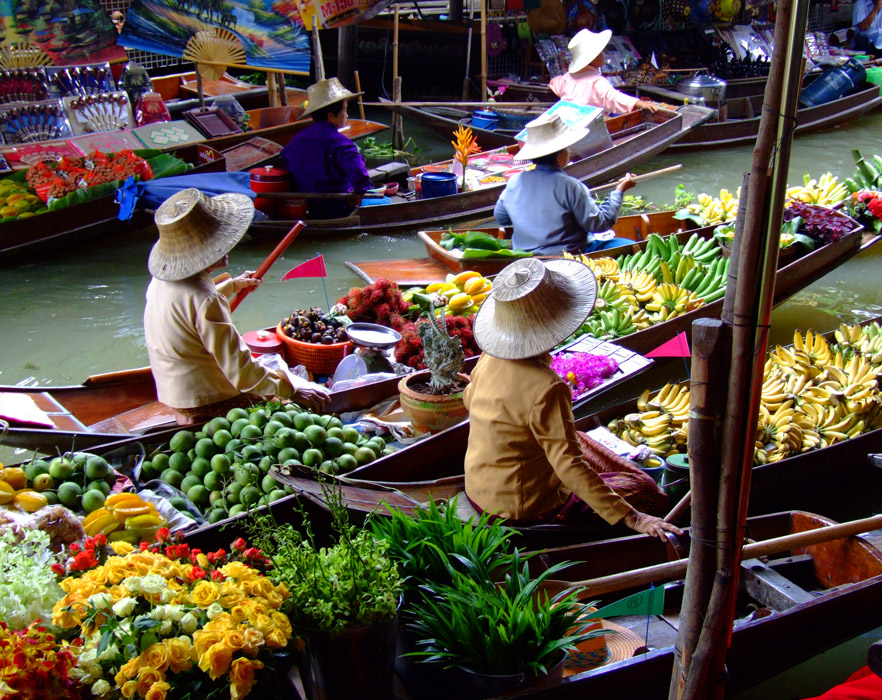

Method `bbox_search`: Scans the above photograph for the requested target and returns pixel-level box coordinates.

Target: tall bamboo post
[354,70,366,120]
[391,6,403,150]
[266,72,280,107]
[312,22,325,81]
[480,0,487,102]
[463,0,474,100]
[674,0,811,697]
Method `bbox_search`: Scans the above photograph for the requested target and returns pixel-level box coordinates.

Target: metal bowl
[344,322,402,349]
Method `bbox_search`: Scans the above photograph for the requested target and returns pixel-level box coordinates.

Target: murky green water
[2,108,882,696]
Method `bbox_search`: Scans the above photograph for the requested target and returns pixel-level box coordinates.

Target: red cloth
[804,667,882,699]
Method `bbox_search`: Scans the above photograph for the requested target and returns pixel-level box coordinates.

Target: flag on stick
[281,255,327,280]
[646,332,691,358]
[584,586,665,619]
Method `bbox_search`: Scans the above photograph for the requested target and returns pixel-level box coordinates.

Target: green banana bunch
[844,149,882,193]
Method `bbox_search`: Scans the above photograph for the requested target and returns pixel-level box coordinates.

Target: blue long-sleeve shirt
[280,121,372,219]
[494,164,623,254]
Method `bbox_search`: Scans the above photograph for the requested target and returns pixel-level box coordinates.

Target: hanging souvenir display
[566,0,600,32]
[0,103,72,145]
[63,92,134,135]
[46,65,116,98]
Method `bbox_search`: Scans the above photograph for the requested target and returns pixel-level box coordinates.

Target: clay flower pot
[398,370,470,435]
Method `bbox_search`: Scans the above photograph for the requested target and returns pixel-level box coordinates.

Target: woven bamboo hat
[515,113,592,162]
[568,28,613,74]
[474,258,597,360]
[149,188,254,281]
[301,77,363,117]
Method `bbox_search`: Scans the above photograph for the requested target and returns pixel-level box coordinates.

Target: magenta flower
[551,352,619,399]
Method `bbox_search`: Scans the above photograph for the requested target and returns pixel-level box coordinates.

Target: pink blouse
[549,69,640,115]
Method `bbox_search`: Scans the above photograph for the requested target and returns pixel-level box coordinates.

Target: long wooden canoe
[0,144,227,263]
[245,108,698,239]
[346,212,715,285]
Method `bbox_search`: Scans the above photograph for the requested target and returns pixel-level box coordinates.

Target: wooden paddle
[588,164,683,193]
[229,221,304,313]
[543,513,882,598]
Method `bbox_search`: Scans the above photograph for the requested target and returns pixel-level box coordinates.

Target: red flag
[646,332,690,358]
[281,255,327,280]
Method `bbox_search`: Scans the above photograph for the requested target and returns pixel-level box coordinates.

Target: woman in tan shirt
[465,257,681,539]
[143,188,329,424]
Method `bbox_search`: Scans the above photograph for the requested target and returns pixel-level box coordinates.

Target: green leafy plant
[619,194,657,215]
[370,497,518,597]
[241,477,402,633]
[407,551,603,676]
[673,183,695,209]
[357,136,419,161]
[439,230,532,259]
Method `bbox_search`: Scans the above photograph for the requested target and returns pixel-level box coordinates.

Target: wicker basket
[275,322,352,375]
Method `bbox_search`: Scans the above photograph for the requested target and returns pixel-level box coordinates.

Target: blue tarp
[116,172,255,221]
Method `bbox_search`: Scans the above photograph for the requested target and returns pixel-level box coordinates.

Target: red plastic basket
[275,322,352,375]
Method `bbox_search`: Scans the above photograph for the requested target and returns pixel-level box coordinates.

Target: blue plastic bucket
[420,172,458,199]
[472,110,499,130]
[799,59,867,108]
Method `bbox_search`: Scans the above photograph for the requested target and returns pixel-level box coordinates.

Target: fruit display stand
[276,322,353,376]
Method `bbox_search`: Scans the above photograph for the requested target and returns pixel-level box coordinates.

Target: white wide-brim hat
[568,28,613,74]
[474,257,597,360]
[301,77,364,117]
[149,188,254,281]
[515,113,592,161]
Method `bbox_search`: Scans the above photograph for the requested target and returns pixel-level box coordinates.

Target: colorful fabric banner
[119,0,311,74]
[0,0,125,66]
[282,254,327,280]
[585,586,665,619]
[646,331,691,358]
[294,0,394,30]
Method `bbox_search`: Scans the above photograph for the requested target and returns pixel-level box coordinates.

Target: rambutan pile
[395,314,480,369]
[336,279,411,329]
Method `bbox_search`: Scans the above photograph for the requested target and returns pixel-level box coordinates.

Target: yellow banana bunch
[594,280,636,312]
[612,383,691,456]
[785,172,850,206]
[618,269,657,303]
[793,330,832,366]
[645,284,704,322]
[685,188,739,225]
[582,256,620,282]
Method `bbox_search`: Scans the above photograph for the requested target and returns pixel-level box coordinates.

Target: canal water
[2,107,882,696]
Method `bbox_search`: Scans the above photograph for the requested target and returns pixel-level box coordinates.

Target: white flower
[206,602,224,620]
[168,605,185,623]
[112,597,137,617]
[140,574,166,595]
[79,649,98,665]
[87,592,112,610]
[97,643,119,662]
[179,612,198,634]
[159,588,176,604]
[150,605,169,621]
[91,679,112,696]
[122,577,142,594]
[159,620,174,636]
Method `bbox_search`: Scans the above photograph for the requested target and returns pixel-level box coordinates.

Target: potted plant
[242,480,403,700]
[397,306,471,435]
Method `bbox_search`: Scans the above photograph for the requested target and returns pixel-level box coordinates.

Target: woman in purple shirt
[281,78,373,220]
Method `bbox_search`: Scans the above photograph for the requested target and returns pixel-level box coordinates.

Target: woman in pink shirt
[549,29,658,115]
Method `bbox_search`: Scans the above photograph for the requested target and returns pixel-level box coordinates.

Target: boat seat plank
[49,414,89,433]
[344,259,453,286]
[28,391,69,414]
[740,558,817,610]
[96,401,178,434]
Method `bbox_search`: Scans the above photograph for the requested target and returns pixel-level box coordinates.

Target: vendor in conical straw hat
[464,257,682,539]
[549,28,659,115]
[144,188,330,425]
[495,114,636,255]
[281,77,372,220]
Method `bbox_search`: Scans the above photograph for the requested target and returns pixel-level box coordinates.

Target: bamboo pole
[668,319,728,699]
[393,5,399,87]
[354,70,366,121]
[195,70,205,107]
[313,23,325,81]
[683,0,811,696]
[545,513,882,599]
[391,6,402,150]
[266,72,280,108]
[480,0,487,102]
[363,100,549,108]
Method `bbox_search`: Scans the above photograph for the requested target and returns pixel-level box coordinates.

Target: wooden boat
[150,71,308,115]
[0,143,227,263]
[346,211,712,285]
[247,108,699,239]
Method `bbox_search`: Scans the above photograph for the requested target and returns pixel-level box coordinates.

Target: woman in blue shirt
[494,114,636,255]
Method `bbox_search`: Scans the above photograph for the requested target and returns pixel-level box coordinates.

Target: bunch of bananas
[607,323,882,466]
[607,383,690,456]
[786,172,850,206]
[418,270,491,316]
[844,149,882,194]
[83,493,167,543]
[563,232,728,343]
[684,189,739,226]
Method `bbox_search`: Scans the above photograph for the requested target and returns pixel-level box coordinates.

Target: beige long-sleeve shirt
[463,352,631,523]
[144,272,294,409]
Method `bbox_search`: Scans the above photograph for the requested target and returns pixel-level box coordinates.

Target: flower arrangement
[51,530,290,700]
[26,150,153,201]
[550,352,620,399]
[0,620,84,699]
[0,527,65,630]
[848,190,882,233]
[394,314,479,370]
[336,278,411,330]
[451,125,481,191]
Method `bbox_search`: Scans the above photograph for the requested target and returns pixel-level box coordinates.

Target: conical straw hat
[568,28,612,74]
[515,113,592,162]
[149,188,254,282]
[474,258,597,360]
[301,77,364,117]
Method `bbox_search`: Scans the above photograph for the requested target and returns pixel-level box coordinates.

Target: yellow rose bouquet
[51,531,291,700]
